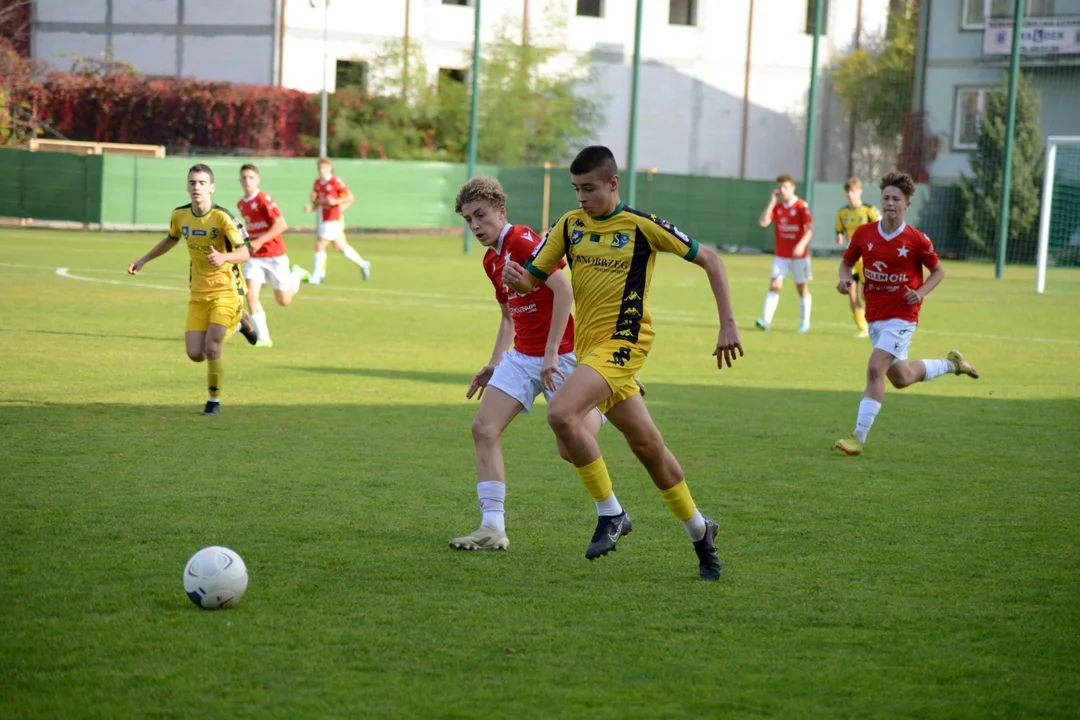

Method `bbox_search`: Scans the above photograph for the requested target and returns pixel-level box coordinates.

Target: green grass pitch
[1,228,1078,718]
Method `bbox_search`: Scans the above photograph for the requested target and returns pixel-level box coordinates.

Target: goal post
[1036,136,1080,294]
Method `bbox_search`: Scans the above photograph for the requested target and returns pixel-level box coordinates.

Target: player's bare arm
[128,237,179,274]
[503,259,539,295]
[836,231,847,246]
[332,189,355,213]
[540,269,573,392]
[792,224,814,257]
[467,303,514,401]
[206,243,251,268]
[837,260,856,294]
[905,262,945,305]
[249,215,288,254]
[758,191,778,227]
[692,245,743,369]
[303,190,318,214]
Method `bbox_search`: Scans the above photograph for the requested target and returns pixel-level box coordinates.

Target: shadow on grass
[289,365,474,386]
[0,327,176,343]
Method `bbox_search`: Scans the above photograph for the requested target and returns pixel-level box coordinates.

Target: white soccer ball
[183,546,248,610]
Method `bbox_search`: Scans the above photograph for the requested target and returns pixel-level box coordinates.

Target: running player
[755,173,814,333]
[127,164,257,415]
[834,171,979,456]
[834,177,879,337]
[448,175,604,551]
[303,158,371,284]
[503,145,743,581]
[237,163,311,347]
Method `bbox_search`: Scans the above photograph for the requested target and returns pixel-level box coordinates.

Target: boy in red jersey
[448,175,604,551]
[237,164,311,347]
[303,158,371,284]
[755,173,814,333]
[834,171,979,456]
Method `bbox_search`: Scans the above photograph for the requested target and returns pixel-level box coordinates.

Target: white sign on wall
[984,16,1080,56]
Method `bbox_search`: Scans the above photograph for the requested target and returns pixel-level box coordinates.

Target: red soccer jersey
[483,224,575,358]
[313,176,349,222]
[844,221,941,324]
[237,191,286,258]
[771,199,813,258]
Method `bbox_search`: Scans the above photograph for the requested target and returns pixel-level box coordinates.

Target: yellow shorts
[185,296,243,334]
[852,257,864,282]
[578,340,647,414]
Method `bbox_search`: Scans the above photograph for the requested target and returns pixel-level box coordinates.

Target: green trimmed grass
[1,228,1079,719]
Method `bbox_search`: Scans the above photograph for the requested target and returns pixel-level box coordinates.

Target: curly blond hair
[455,176,507,214]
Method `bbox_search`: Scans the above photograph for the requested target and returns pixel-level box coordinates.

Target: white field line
[1,263,1076,346]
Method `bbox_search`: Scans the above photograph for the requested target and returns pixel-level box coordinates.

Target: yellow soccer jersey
[168,204,249,299]
[835,203,880,241]
[525,203,699,355]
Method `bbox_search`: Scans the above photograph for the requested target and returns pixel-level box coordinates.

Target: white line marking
[7,263,1077,347]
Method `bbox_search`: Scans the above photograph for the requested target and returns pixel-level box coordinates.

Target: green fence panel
[0,148,102,224]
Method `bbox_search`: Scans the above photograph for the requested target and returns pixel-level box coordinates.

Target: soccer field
[1,228,1079,718]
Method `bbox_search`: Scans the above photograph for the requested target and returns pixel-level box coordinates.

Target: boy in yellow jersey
[128,164,257,415]
[834,177,880,337]
[503,146,743,581]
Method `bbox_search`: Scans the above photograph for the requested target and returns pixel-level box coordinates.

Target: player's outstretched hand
[903,285,922,305]
[540,353,564,393]
[206,247,226,267]
[467,364,495,400]
[127,260,145,275]
[303,204,314,214]
[836,279,853,295]
[502,260,525,288]
[713,324,744,370]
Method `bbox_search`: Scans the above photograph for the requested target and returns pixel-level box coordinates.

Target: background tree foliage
[324,14,603,164]
[957,73,1044,261]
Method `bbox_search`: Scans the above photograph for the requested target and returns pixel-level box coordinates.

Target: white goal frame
[1036,135,1080,294]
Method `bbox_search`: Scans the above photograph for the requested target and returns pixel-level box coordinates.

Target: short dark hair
[880,170,916,199]
[240,163,259,175]
[188,163,214,182]
[776,173,795,186]
[570,145,618,179]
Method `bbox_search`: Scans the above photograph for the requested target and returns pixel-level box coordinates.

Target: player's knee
[546,404,575,436]
[471,416,500,445]
[626,433,665,463]
[186,351,204,362]
[276,293,293,307]
[203,343,223,361]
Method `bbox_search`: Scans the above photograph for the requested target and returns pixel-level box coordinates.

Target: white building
[31,0,889,180]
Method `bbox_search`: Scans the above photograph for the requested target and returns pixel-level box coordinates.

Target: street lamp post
[312,0,330,158]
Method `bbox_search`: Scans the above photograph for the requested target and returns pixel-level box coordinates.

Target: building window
[962,0,1054,30]
[805,0,829,35]
[954,87,995,150]
[335,60,368,92]
[577,0,603,17]
[668,0,697,26]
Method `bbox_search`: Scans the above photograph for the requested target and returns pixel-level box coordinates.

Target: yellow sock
[575,457,613,502]
[207,357,224,399]
[855,308,867,332]
[660,480,698,522]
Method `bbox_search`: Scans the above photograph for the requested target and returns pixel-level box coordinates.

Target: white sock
[342,245,365,266]
[921,358,955,382]
[799,294,812,325]
[683,510,707,542]
[290,266,306,293]
[251,310,270,342]
[206,397,219,404]
[853,397,882,443]
[596,493,623,517]
[763,291,780,324]
[313,251,327,279]
[477,480,506,533]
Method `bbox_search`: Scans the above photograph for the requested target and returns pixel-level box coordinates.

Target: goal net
[1036,136,1080,293]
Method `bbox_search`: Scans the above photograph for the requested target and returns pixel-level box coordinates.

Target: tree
[957,73,1044,261]
[830,1,924,178]
[320,12,603,164]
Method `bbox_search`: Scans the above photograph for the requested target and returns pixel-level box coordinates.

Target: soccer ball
[183,546,248,610]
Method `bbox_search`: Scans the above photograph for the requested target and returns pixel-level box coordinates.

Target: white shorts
[770,256,812,284]
[868,318,917,362]
[244,255,295,291]
[488,349,579,414]
[317,219,344,241]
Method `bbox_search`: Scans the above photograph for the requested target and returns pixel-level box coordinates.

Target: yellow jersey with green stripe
[168,204,249,300]
[834,204,880,241]
[524,203,699,355]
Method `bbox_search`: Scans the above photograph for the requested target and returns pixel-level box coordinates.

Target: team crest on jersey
[569,229,584,245]
[181,226,189,238]
[210,228,219,240]
[611,232,630,249]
